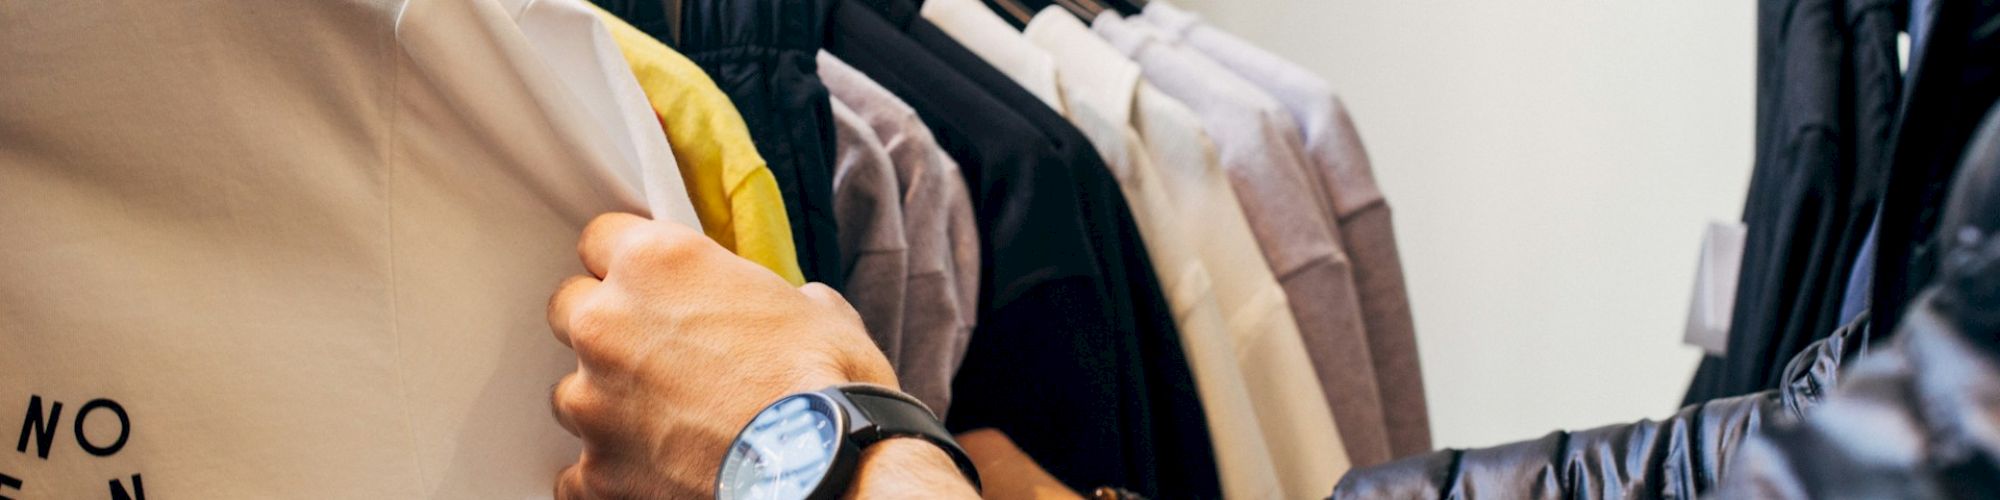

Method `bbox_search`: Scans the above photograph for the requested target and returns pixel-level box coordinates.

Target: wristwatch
[714,383,981,500]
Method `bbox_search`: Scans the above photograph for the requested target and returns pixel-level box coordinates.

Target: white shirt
[0,0,685,496]
[513,0,700,224]
[1139,1,1431,459]
[1026,9,1354,497]
[1097,10,1394,475]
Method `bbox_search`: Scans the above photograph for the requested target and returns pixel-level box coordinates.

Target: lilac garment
[1096,13,1395,466]
[1141,1,1431,458]
[828,96,911,370]
[817,52,981,416]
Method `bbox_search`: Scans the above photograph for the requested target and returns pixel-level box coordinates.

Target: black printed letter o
[73,399,129,457]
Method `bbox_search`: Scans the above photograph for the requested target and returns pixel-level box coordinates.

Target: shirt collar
[1024,7,1139,128]
[919,0,1066,113]
[1090,11,1165,61]
[1137,0,1202,41]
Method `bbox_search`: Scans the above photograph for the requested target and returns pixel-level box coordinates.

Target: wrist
[847,437,980,499]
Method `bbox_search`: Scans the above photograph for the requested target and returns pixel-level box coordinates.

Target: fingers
[548,275,602,348]
[577,213,649,279]
[550,371,588,438]
[555,462,586,500]
[578,213,717,283]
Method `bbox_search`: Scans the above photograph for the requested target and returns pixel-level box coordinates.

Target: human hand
[546,213,898,499]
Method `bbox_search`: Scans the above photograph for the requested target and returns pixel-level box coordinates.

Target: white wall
[1173,0,1754,449]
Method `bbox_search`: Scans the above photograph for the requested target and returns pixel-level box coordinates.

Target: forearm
[846,438,981,499]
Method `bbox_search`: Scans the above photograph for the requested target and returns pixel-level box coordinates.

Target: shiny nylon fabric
[1336,15,2000,491]
[1333,316,1870,499]
[1719,113,2000,496]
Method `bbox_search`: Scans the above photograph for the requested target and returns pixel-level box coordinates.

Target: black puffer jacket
[1331,316,1870,499]
[1715,104,2000,498]
[1716,292,2000,499]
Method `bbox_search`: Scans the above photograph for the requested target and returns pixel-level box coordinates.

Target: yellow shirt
[594,6,806,285]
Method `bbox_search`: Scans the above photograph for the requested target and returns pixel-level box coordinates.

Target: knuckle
[552,376,604,429]
[581,213,627,251]
[548,276,589,317]
[799,282,836,299]
[555,464,583,500]
[615,225,696,268]
[551,374,585,413]
[564,295,622,349]
[574,456,627,498]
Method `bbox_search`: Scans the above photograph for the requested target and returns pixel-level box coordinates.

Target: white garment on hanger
[0,0,689,496]
[512,0,700,223]
[1025,8,1351,497]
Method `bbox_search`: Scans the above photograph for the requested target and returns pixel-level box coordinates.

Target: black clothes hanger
[1104,0,1144,16]
[589,0,684,47]
[1058,0,1105,21]
[993,0,1088,26]
[981,0,1034,28]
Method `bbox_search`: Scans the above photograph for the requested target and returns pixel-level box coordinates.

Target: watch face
[717,393,845,500]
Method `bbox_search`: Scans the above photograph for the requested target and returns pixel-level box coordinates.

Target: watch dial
[717,393,843,500]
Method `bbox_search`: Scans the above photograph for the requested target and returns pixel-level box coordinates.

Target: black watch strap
[825,384,983,492]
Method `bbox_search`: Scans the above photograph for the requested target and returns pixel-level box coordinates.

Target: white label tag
[1685,221,1748,355]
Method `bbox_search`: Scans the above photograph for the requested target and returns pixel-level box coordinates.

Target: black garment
[1715,105,2000,498]
[1331,314,1870,499]
[826,3,1218,497]
[1686,0,1904,404]
[1869,0,2000,337]
[1716,294,2000,498]
[590,0,676,43]
[1333,15,2000,494]
[596,0,846,290]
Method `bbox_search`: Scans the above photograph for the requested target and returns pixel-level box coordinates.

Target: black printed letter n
[15,395,61,460]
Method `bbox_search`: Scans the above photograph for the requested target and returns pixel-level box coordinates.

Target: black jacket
[1686,0,1904,404]
[1715,107,2000,497]
[1716,293,2000,499]
[1335,3,2000,495]
[1332,315,1870,499]
[1869,0,2000,336]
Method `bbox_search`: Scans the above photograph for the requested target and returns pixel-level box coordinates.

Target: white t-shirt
[0,0,687,497]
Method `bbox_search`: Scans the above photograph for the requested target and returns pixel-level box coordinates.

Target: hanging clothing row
[586,0,1438,495]
[0,0,1424,498]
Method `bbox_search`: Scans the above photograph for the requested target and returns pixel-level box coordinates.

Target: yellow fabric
[594,6,805,285]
